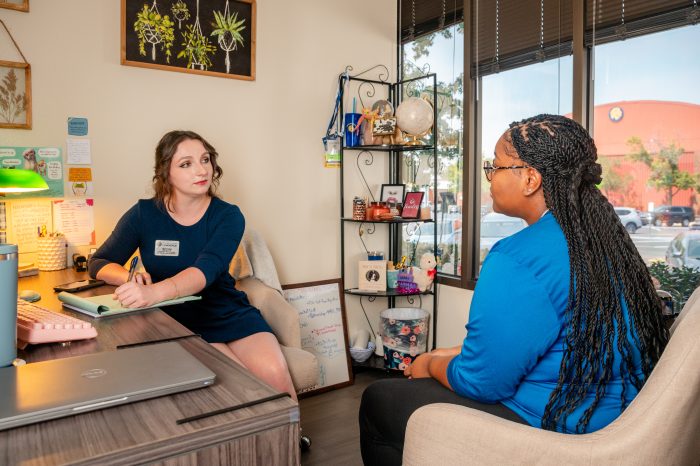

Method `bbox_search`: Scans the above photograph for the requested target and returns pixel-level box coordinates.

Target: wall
[0,0,471,347]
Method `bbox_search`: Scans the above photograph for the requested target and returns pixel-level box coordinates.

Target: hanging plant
[170,0,190,29]
[134,2,175,62]
[0,68,27,124]
[211,2,246,74]
[178,24,217,70]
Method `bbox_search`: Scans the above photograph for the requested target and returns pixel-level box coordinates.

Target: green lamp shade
[0,168,49,193]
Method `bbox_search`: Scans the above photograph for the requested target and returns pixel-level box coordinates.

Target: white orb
[395,97,434,137]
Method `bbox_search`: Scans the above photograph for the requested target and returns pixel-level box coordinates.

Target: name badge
[155,240,179,256]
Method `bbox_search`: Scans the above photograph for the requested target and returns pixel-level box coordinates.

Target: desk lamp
[0,168,49,367]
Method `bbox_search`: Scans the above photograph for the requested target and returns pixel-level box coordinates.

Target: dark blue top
[447,212,643,433]
[89,197,272,342]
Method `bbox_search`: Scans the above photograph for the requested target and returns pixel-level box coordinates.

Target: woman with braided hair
[359,114,668,465]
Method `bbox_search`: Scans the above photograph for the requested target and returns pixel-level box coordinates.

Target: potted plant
[210,3,246,74]
[133,2,175,62]
[170,0,190,29]
[178,24,216,70]
[648,261,700,311]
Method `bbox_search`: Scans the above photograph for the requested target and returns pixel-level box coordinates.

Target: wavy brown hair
[152,130,223,212]
[506,114,668,433]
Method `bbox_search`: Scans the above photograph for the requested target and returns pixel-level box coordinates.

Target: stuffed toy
[410,253,437,292]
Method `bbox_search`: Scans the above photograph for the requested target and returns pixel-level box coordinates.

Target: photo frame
[0,61,31,130]
[282,279,353,397]
[121,0,256,81]
[358,260,387,292]
[0,0,28,12]
[380,184,406,204]
[401,191,425,219]
[372,117,397,136]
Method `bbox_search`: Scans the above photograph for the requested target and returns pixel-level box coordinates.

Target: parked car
[614,207,643,234]
[665,231,700,270]
[652,206,695,227]
[639,211,652,226]
[479,213,528,263]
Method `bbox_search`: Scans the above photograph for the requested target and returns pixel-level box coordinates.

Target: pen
[127,256,139,283]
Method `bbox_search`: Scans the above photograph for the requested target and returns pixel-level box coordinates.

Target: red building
[591,100,700,212]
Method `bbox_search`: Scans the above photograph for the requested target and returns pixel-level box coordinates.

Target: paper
[67,117,88,136]
[8,200,53,253]
[52,199,95,246]
[66,138,91,164]
[0,146,64,198]
[58,292,202,318]
[68,167,92,181]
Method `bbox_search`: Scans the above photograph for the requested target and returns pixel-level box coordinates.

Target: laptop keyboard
[17,299,98,345]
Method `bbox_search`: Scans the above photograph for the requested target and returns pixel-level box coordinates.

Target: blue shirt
[89,198,272,343]
[447,212,643,433]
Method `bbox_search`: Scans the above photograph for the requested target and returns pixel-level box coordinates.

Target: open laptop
[0,341,216,431]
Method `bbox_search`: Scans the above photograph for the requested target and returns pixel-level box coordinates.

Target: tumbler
[0,243,18,367]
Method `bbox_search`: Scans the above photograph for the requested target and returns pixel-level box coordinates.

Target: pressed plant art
[0,68,26,124]
[133,0,175,62]
[170,0,190,29]
[122,0,256,80]
[0,21,31,129]
[211,0,246,74]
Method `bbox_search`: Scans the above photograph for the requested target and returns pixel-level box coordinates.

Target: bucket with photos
[380,307,430,370]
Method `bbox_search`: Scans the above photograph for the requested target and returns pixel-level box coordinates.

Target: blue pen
[127,256,139,282]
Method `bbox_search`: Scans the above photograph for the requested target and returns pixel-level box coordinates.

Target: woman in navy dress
[89,130,297,401]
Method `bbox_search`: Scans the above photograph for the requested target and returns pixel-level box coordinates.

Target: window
[593,25,700,264]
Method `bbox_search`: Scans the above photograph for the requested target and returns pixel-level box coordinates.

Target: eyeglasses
[482,160,530,182]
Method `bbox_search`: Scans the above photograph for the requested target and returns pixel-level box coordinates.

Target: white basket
[350,341,376,363]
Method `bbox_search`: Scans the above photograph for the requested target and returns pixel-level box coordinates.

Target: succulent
[211,9,246,73]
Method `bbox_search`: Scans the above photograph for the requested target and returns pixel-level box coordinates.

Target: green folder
[57,291,201,318]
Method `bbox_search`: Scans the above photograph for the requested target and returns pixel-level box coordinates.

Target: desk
[2,270,300,465]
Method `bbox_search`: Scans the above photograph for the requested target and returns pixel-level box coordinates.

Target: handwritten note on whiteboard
[282,279,352,395]
[52,199,95,245]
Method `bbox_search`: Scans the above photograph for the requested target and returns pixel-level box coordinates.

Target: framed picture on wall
[0,0,29,12]
[121,0,256,81]
[0,61,31,130]
[380,184,405,204]
[401,192,424,219]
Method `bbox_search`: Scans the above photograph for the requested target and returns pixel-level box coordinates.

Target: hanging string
[408,0,416,42]
[494,0,500,73]
[439,0,446,30]
[0,20,29,64]
[591,0,597,84]
[538,0,545,61]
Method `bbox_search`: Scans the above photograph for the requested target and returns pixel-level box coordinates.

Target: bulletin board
[282,279,353,396]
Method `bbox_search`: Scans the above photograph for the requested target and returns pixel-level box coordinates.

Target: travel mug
[0,243,18,367]
[344,113,362,147]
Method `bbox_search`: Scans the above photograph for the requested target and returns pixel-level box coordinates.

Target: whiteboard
[282,279,353,395]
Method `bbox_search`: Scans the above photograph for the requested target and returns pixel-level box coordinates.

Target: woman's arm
[114,266,206,308]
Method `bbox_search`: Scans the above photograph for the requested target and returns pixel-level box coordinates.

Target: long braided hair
[506,114,668,433]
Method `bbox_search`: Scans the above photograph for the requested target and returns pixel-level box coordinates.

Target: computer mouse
[19,289,41,302]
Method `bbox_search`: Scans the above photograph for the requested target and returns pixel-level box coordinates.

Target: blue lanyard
[323,71,349,145]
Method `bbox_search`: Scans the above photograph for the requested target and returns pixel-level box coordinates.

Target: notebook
[0,342,215,431]
[57,291,201,317]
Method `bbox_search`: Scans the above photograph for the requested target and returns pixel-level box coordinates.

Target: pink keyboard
[17,299,98,345]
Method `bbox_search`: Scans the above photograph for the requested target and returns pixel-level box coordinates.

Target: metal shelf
[345,288,434,297]
[341,217,434,224]
[343,144,435,152]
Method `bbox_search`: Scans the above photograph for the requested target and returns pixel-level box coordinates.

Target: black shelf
[341,217,434,224]
[343,144,435,152]
[345,288,433,297]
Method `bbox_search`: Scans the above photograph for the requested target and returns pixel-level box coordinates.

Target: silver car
[665,231,700,270]
[614,207,643,234]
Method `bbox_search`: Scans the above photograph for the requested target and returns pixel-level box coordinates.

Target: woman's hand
[429,346,461,357]
[404,353,432,379]
[114,281,159,308]
[133,271,152,285]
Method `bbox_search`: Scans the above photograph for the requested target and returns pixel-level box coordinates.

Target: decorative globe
[395,97,434,144]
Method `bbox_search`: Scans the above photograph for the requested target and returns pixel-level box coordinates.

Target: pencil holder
[37,236,67,271]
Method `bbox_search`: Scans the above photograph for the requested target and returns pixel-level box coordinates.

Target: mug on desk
[37,236,67,271]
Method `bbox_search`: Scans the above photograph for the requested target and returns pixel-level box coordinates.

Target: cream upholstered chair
[230,229,319,393]
[402,287,700,466]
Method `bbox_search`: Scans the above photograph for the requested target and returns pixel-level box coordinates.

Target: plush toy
[410,253,437,292]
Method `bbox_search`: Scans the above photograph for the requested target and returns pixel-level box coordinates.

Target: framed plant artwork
[0,0,29,12]
[121,0,256,81]
[401,192,424,219]
[0,61,31,130]
[380,184,406,204]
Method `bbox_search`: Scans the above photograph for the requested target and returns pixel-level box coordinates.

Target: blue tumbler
[0,243,18,367]
[344,113,362,147]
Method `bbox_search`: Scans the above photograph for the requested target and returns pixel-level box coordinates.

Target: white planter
[37,236,67,271]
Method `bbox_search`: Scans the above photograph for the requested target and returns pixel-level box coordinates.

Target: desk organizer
[37,236,67,271]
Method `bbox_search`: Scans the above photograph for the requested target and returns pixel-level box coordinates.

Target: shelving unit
[338,67,439,357]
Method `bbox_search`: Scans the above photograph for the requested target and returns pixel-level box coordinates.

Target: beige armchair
[231,229,319,393]
[403,288,700,466]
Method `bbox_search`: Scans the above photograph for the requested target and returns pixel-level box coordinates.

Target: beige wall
[0,0,471,347]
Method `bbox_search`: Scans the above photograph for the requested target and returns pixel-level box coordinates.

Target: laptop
[0,342,216,431]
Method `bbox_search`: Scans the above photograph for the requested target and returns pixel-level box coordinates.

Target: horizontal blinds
[400,0,464,42]
[585,0,699,45]
[472,0,574,77]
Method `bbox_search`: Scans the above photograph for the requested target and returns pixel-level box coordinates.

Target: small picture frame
[372,117,397,136]
[380,184,406,204]
[0,61,31,129]
[401,192,425,219]
[358,260,387,292]
[0,0,29,12]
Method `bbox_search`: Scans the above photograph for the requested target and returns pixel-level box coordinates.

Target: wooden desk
[2,270,300,465]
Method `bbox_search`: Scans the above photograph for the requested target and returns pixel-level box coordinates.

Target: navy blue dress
[89,197,273,343]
